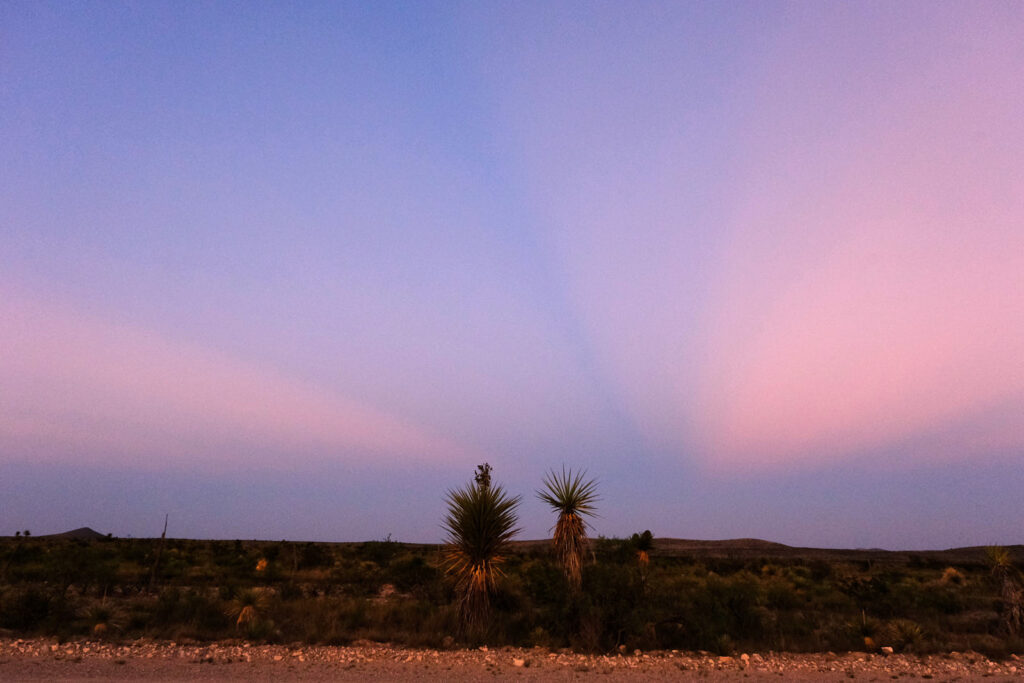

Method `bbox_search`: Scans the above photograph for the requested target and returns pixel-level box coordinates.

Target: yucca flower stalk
[537,467,598,591]
[441,470,520,633]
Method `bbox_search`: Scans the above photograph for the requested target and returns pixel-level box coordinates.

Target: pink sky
[0,286,474,471]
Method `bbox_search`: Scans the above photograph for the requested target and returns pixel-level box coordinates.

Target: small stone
[880,647,894,655]
[513,658,526,667]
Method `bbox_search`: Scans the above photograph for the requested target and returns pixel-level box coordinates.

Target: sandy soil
[1,638,1021,681]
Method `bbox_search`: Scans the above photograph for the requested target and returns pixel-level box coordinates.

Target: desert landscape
[2,527,1023,680]
[6,3,1024,680]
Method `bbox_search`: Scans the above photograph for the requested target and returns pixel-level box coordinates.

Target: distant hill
[41,527,108,540]
[7,531,1019,567]
[654,537,794,552]
[507,537,1021,566]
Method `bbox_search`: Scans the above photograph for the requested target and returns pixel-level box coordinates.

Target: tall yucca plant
[537,467,598,590]
[441,470,520,633]
[987,546,1024,634]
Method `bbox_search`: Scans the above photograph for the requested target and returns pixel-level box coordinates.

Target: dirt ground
[1,638,1021,681]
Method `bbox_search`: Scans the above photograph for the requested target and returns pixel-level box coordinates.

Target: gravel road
[1,638,1021,681]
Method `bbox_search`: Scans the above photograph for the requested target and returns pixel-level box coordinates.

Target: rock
[512,657,526,667]
[880,646,894,655]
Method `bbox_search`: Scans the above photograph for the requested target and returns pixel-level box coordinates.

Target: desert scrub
[0,585,52,631]
[0,534,1019,653]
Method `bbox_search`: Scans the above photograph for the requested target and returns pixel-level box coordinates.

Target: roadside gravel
[1,638,1021,680]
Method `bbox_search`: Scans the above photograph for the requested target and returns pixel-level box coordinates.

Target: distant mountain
[42,527,108,540]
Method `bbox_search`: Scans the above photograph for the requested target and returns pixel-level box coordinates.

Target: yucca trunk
[999,574,1024,634]
[553,511,587,590]
[444,554,503,631]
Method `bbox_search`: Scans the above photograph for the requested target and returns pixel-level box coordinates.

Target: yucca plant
[986,546,1024,634]
[79,602,125,637]
[537,467,598,590]
[226,588,270,630]
[441,468,520,634]
[885,618,924,652]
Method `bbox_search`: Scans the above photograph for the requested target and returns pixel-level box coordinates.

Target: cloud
[0,286,473,469]
[487,3,1024,470]
[691,8,1024,469]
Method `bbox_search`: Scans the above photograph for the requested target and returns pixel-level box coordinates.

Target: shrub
[0,586,51,631]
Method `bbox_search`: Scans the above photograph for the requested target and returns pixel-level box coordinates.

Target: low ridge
[42,527,107,540]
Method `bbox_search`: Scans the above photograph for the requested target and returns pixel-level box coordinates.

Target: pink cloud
[0,286,474,469]
[692,26,1024,469]
[500,4,1024,471]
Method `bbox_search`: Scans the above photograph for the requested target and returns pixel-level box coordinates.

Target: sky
[2,1,1022,550]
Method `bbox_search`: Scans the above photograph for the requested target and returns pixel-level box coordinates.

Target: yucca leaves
[537,467,598,590]
[441,477,520,632]
[537,468,599,519]
[226,588,270,629]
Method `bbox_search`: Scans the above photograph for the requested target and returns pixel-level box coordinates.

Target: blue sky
[2,2,1023,548]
